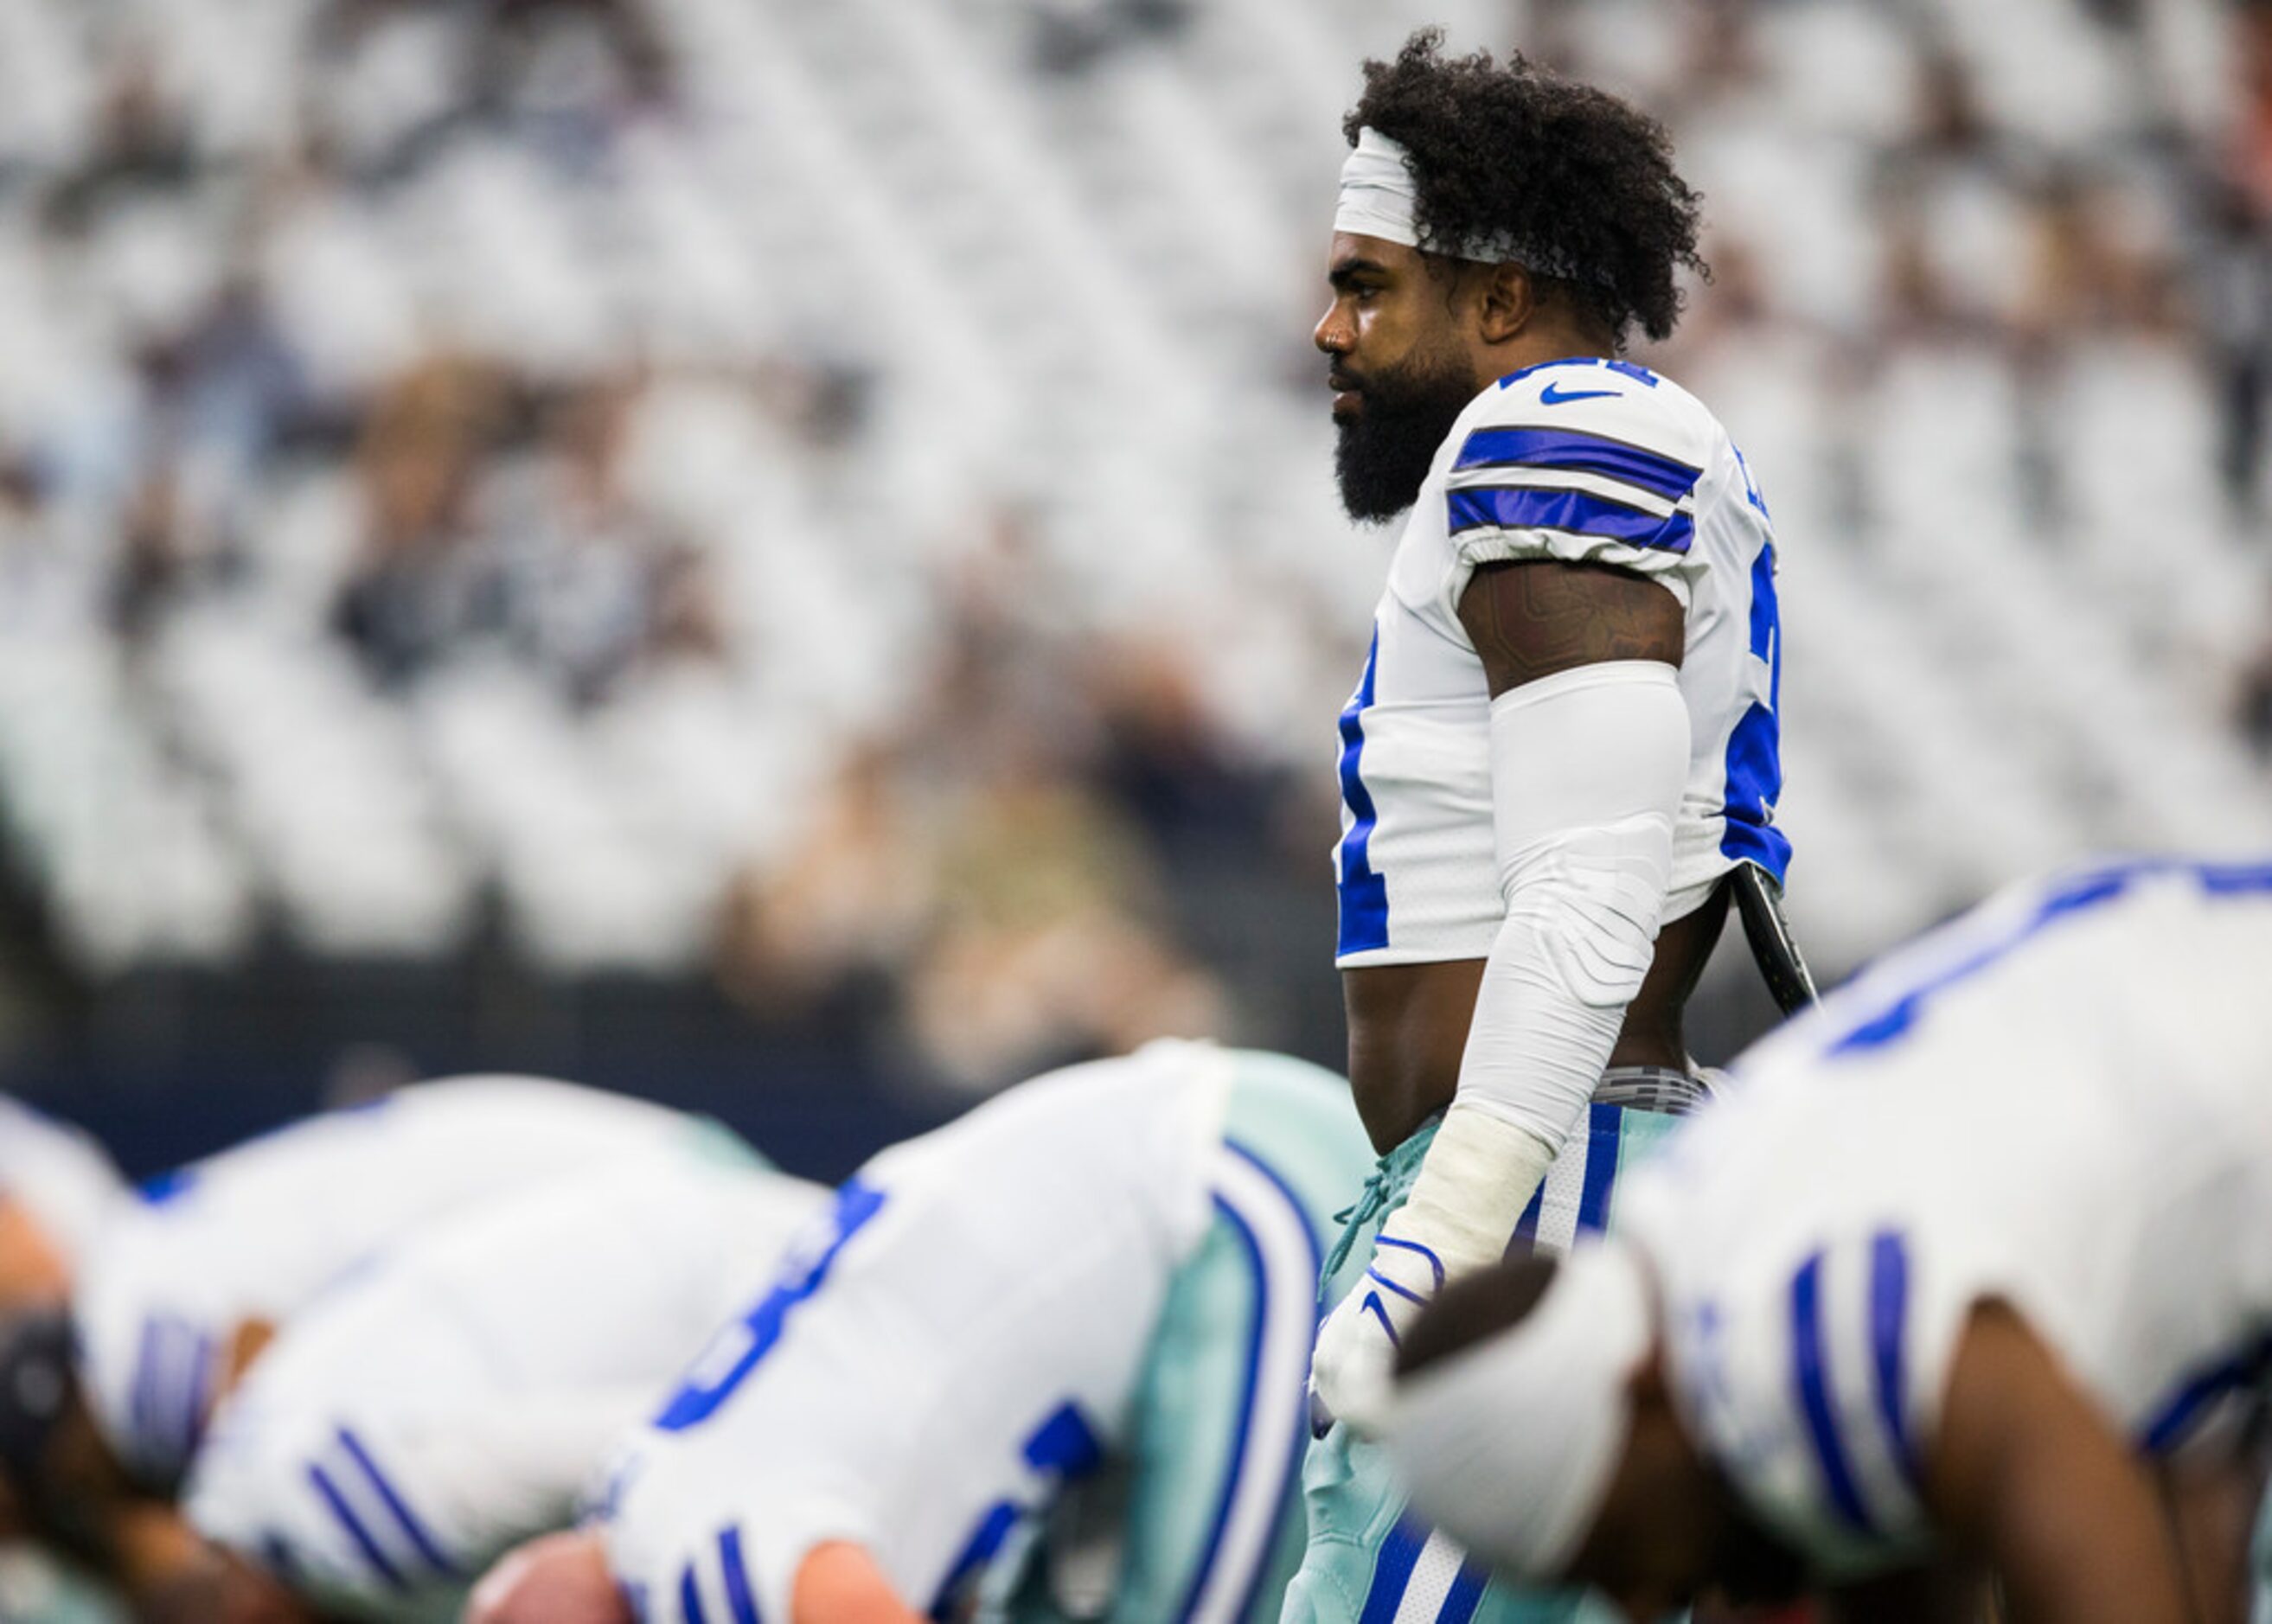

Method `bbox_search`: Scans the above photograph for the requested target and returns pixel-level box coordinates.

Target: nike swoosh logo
[1539,381,1619,405]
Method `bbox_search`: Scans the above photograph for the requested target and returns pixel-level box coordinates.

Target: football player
[182,1154,826,1621]
[1386,860,2272,1624]
[1297,33,1800,1623]
[0,1095,127,1618]
[0,1093,125,1309]
[469,1041,1379,1624]
[1,1075,765,1619]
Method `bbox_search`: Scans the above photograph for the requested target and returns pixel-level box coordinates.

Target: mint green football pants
[1280,1073,1697,1624]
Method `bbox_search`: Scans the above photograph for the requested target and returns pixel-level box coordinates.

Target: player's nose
[1314,302,1353,356]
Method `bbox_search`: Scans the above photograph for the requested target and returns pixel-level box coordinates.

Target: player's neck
[1469,319,1619,393]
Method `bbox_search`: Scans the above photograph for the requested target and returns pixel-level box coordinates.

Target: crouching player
[1,1075,765,1618]
[182,1154,827,1621]
[1,1096,126,1621]
[1385,860,2272,1623]
[0,1094,125,1308]
[471,1040,1379,1624]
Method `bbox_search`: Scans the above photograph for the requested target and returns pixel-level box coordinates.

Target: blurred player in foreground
[0,1096,125,1309]
[1297,32,1798,1622]
[0,1075,763,1619]
[0,1097,128,1619]
[470,1041,1377,1624]
[184,1154,825,1621]
[1385,858,2272,1623]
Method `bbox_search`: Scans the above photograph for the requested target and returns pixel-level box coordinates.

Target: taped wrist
[1388,1103,1558,1280]
[1453,660,1687,1151]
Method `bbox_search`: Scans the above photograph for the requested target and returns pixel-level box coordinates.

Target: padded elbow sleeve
[1454,661,1689,1148]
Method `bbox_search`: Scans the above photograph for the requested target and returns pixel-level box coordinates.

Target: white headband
[1334,126,1522,265]
[1383,1240,1654,1577]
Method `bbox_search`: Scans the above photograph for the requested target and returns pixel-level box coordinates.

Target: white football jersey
[601,1041,1356,1624]
[0,1093,125,1270]
[185,1158,827,1619]
[1618,859,2272,1576]
[74,1076,747,1487]
[1334,357,1788,965]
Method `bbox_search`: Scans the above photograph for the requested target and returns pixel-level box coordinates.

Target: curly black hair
[1345,31,1707,349]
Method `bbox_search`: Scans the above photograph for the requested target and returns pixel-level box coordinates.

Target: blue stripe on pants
[1438,1557,1490,1623]
[1574,1103,1621,1237]
[1357,1520,1428,1624]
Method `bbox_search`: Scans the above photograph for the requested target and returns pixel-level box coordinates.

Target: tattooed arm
[1456,560,1684,694]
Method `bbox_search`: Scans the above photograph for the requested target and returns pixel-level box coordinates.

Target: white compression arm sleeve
[1397,661,1689,1274]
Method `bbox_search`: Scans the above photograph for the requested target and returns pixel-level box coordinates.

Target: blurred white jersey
[1619,860,2272,1577]
[74,1076,746,1487]
[603,1041,1367,1624]
[1334,357,1788,964]
[0,1093,125,1270]
[184,1157,827,1621]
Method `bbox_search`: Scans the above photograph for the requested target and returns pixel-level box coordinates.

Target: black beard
[1333,352,1480,523]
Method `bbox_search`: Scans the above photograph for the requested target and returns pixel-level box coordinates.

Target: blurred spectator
[903,770,1226,1091]
[2231,1,2272,216]
[0,461,87,636]
[1873,45,2038,336]
[2201,174,2272,514]
[1085,637,1286,861]
[332,354,508,686]
[45,47,193,225]
[486,370,696,700]
[716,743,938,1018]
[2018,167,2171,344]
[321,1040,422,1109]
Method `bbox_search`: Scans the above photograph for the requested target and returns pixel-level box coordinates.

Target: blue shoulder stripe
[1789,1251,1872,1531]
[1447,486,1693,554]
[652,1178,887,1433]
[1830,860,2272,1057]
[336,1428,456,1576]
[1454,425,1701,502]
[304,1461,408,1591]
[717,1526,762,1624]
[1866,1233,1921,1487]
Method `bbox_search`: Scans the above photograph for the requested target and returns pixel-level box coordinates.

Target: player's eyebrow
[1328,257,1392,292]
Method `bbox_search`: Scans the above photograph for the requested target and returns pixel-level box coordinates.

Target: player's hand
[1308,1228,1445,1438]
[1310,1105,1560,1437]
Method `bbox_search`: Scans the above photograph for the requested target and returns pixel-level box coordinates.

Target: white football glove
[1309,1211,1446,1434]
[1308,1103,1559,1437]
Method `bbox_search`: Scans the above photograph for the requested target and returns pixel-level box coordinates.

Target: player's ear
[1473,262,1536,346]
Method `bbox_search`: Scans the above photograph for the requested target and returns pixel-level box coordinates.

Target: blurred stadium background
[0,0,2268,1180]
